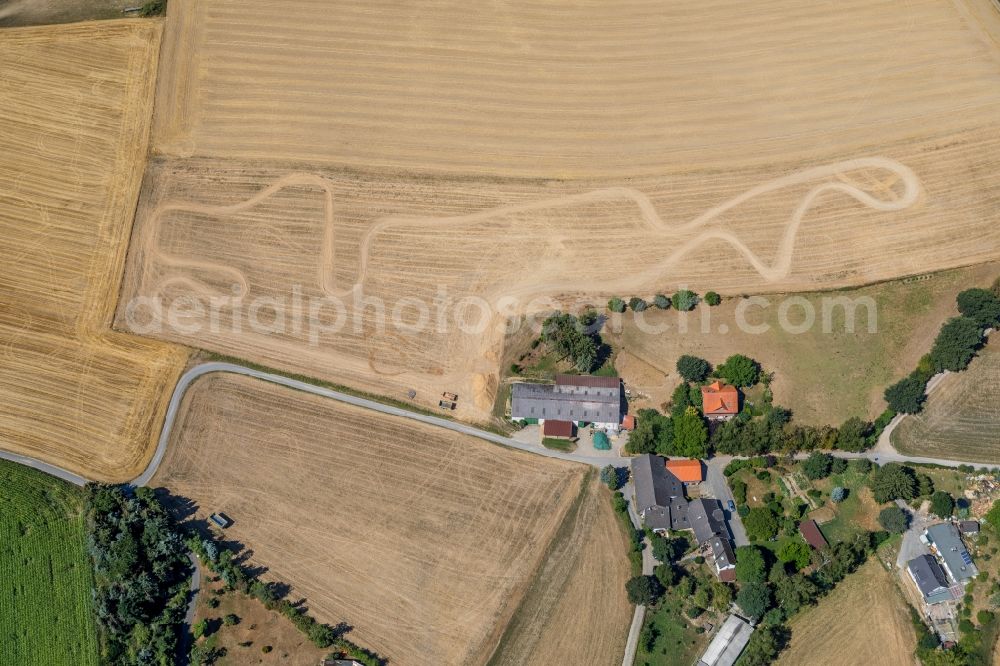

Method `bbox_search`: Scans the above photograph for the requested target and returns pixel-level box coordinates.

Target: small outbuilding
[799,519,828,550]
[959,520,980,535]
[209,513,232,529]
[542,419,575,439]
[697,614,754,666]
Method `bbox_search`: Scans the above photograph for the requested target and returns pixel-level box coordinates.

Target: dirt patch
[151,373,586,666]
[777,559,917,666]
[191,565,327,665]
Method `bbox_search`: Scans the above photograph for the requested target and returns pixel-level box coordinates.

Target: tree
[625,575,664,606]
[704,291,721,306]
[878,506,910,533]
[985,500,1000,532]
[715,354,761,387]
[735,546,768,583]
[736,625,784,666]
[651,533,689,563]
[869,463,917,503]
[653,294,671,309]
[831,487,847,503]
[736,581,772,621]
[773,572,819,614]
[654,563,677,588]
[957,288,1000,329]
[600,464,622,490]
[672,290,698,311]
[777,541,812,571]
[541,312,599,372]
[930,316,983,372]
[676,355,711,382]
[194,619,208,638]
[629,296,648,312]
[223,613,240,626]
[802,452,832,480]
[884,375,927,414]
[744,507,780,542]
[608,297,626,313]
[836,416,870,452]
[673,407,708,458]
[830,456,848,475]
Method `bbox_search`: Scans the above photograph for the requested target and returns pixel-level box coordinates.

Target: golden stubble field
[776,559,917,666]
[150,373,611,666]
[0,20,188,481]
[117,0,1000,423]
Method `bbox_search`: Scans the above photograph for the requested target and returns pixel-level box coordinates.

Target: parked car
[727,500,736,512]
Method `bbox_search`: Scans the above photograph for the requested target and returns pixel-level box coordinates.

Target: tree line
[884,287,1000,415]
[85,484,191,665]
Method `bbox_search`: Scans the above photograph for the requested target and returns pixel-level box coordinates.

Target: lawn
[0,460,98,665]
[811,467,881,544]
[634,588,709,666]
[542,437,577,451]
[613,262,1000,425]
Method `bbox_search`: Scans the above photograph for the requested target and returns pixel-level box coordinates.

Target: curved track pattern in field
[143,157,920,304]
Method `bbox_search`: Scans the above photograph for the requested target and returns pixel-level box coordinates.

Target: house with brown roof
[799,519,828,550]
[666,458,704,485]
[701,381,740,420]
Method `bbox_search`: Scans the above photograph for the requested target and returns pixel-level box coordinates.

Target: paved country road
[131,361,632,486]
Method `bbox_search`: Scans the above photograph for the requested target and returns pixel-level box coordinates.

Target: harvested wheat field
[0,21,188,481]
[777,560,917,666]
[151,372,589,666]
[486,475,632,666]
[611,263,1000,425]
[119,0,1000,423]
[893,340,1000,463]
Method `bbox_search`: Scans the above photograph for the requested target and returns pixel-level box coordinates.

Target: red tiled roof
[665,459,704,483]
[799,519,828,550]
[622,414,636,431]
[719,568,737,583]
[543,420,575,438]
[701,381,739,415]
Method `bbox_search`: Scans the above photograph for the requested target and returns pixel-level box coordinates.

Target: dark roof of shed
[543,420,574,438]
[799,519,828,549]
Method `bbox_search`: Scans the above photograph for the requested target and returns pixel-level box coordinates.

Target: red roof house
[622,414,636,431]
[665,459,704,484]
[700,381,740,420]
[543,419,575,439]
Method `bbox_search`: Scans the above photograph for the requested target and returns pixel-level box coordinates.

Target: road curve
[131,361,630,486]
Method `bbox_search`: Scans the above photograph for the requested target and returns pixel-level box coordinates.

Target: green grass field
[0,460,98,666]
[615,262,1000,425]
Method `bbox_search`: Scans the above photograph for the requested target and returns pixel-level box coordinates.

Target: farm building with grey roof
[511,374,623,431]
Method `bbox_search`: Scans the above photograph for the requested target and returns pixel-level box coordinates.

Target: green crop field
[0,460,98,665]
